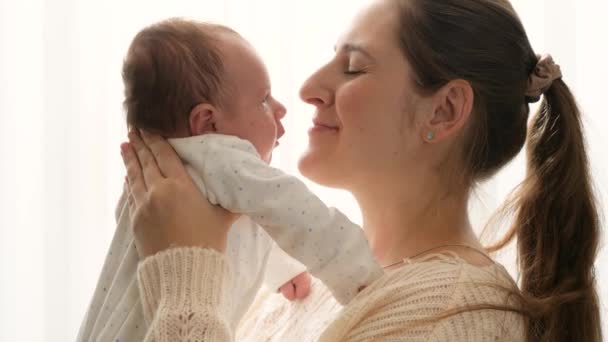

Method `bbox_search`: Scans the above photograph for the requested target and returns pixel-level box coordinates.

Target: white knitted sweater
[137,247,525,341]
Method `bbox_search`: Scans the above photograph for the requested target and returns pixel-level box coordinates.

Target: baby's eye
[261,95,271,108]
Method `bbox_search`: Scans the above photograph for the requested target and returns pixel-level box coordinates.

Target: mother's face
[298,0,429,189]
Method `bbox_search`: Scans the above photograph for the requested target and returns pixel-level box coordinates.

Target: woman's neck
[352,177,482,267]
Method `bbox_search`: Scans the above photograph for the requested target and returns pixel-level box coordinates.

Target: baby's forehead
[216,37,271,94]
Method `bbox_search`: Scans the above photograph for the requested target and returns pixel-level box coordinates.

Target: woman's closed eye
[344,60,368,76]
[344,68,365,76]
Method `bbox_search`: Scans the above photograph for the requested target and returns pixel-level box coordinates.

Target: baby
[77,18,382,342]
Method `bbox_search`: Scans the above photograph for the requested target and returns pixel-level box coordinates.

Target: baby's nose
[274,99,287,119]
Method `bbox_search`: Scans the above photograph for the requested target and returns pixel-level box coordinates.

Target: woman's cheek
[335,81,371,122]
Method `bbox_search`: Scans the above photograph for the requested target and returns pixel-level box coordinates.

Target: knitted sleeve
[137,247,234,342]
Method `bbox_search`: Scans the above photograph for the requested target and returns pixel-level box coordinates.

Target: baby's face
[214,35,286,163]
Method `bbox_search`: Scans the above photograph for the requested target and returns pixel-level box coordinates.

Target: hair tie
[525,54,562,103]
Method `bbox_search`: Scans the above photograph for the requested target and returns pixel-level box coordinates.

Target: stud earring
[427,132,434,140]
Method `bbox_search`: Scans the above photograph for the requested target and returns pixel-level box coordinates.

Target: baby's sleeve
[115,185,128,223]
[263,243,307,292]
[172,135,384,304]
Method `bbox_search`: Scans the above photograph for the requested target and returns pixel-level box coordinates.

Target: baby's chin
[262,150,273,164]
[264,142,282,164]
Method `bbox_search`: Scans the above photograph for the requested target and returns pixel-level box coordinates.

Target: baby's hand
[279,272,311,301]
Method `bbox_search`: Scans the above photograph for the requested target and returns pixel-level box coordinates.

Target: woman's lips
[308,123,339,134]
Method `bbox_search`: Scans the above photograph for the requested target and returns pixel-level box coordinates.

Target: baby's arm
[115,185,128,223]
[170,135,384,304]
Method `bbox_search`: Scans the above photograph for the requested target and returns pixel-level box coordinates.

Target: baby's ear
[189,103,218,135]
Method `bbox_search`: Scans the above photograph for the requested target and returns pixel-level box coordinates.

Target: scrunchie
[525,54,562,103]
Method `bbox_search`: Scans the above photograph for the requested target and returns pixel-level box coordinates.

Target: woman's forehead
[338,0,400,54]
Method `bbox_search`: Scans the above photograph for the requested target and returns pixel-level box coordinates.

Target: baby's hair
[122,18,239,135]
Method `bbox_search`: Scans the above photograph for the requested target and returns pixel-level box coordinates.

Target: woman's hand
[120,130,238,259]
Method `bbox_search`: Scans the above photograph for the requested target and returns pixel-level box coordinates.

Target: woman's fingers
[139,130,188,179]
[125,180,137,215]
[128,131,164,186]
[121,142,146,206]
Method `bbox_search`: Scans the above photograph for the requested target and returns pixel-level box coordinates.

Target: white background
[0,0,606,340]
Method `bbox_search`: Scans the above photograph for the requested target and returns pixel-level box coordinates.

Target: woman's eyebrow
[334,43,375,61]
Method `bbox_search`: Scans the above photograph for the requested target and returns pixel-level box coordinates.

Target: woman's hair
[122,18,238,135]
[394,0,601,341]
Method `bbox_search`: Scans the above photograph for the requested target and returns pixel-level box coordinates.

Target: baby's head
[123,18,286,162]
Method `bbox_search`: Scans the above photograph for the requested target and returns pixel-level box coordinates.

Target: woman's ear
[189,103,218,136]
[422,79,474,143]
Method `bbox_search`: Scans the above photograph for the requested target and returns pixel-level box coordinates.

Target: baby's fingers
[293,273,312,299]
[280,281,296,301]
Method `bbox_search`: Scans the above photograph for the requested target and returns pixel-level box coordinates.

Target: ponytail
[514,79,602,341]
[392,1,602,339]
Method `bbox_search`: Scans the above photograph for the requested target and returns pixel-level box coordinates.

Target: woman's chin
[298,148,340,187]
[297,149,316,177]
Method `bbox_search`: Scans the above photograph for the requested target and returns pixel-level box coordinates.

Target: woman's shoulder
[319,256,524,341]
[375,252,516,289]
[364,255,521,313]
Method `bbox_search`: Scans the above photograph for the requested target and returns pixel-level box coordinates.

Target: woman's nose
[299,68,333,108]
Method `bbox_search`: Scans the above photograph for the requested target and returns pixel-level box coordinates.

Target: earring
[426,132,434,141]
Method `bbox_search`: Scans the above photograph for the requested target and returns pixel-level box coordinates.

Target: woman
[121,0,602,340]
